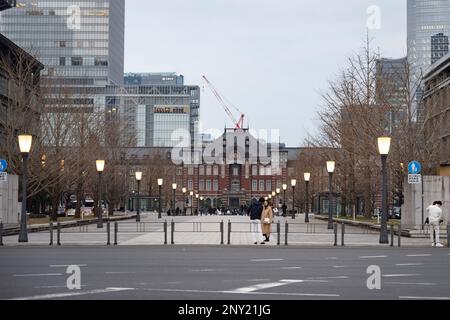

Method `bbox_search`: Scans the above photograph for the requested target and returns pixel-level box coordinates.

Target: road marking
[333,266,346,268]
[8,287,134,300]
[251,259,284,262]
[359,255,387,259]
[281,267,302,270]
[383,274,421,278]
[400,296,450,300]
[395,263,424,266]
[191,269,226,272]
[325,257,338,260]
[231,282,290,293]
[385,282,436,286]
[406,254,431,257]
[105,272,136,274]
[14,273,63,277]
[141,288,339,298]
[34,285,89,289]
[307,276,349,280]
[50,264,87,268]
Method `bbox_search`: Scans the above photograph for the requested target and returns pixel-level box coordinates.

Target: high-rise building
[0,0,125,87]
[407,0,450,121]
[103,74,200,148]
[431,32,449,64]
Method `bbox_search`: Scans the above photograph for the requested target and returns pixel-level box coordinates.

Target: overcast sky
[124,0,407,147]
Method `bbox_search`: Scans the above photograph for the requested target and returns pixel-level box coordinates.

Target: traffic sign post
[0,159,7,173]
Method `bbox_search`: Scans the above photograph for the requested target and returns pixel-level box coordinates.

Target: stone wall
[0,175,19,225]
[402,176,450,228]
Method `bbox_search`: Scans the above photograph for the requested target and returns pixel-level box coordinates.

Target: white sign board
[0,172,7,182]
[408,174,421,184]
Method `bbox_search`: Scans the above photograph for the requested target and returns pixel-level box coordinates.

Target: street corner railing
[170,220,224,245]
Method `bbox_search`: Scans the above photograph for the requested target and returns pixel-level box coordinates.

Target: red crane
[202,75,245,129]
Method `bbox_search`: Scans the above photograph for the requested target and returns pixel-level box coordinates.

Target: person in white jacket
[426,201,443,247]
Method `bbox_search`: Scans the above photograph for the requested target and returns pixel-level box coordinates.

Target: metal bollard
[220,221,224,245]
[447,224,450,248]
[285,222,288,246]
[227,220,231,245]
[114,222,118,245]
[107,221,110,245]
[390,225,394,247]
[171,220,175,245]
[341,223,345,247]
[49,222,53,246]
[164,220,167,245]
[333,223,338,247]
[57,222,61,246]
[277,221,281,246]
[0,222,3,246]
[397,224,402,247]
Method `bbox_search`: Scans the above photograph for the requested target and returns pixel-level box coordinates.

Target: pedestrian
[261,200,274,242]
[282,203,287,217]
[248,198,265,245]
[426,201,444,247]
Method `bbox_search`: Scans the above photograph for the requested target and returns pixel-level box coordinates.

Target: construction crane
[202,75,245,129]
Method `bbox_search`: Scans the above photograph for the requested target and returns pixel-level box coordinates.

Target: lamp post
[378,137,391,244]
[200,196,204,215]
[158,178,163,219]
[190,191,194,216]
[304,172,311,223]
[96,160,105,228]
[182,187,187,215]
[135,171,142,222]
[327,161,335,230]
[195,193,199,215]
[291,179,297,219]
[172,183,177,216]
[282,184,287,217]
[18,134,32,243]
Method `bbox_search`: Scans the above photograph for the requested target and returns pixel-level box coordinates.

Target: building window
[266,180,272,192]
[233,167,239,176]
[199,165,205,176]
[259,180,265,192]
[176,167,183,176]
[252,180,257,191]
[252,165,258,176]
[213,180,218,191]
[231,180,240,192]
[206,180,211,191]
[71,57,83,66]
[59,57,66,66]
[199,180,204,191]
[59,41,66,48]
[188,180,193,190]
[213,165,219,176]
[206,166,212,175]
[188,167,194,175]
[259,166,265,176]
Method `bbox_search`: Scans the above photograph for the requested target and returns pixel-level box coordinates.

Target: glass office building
[0,0,125,87]
[407,0,450,121]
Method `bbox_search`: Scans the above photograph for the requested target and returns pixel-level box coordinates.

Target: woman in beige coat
[261,200,274,242]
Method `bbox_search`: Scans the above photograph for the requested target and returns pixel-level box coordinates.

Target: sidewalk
[1,214,443,247]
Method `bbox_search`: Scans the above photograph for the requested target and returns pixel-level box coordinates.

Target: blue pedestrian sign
[0,159,7,173]
[408,161,421,174]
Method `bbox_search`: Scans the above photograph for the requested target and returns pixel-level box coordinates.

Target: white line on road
[141,288,340,298]
[395,263,424,266]
[383,274,421,277]
[325,257,338,260]
[400,296,450,300]
[281,267,302,270]
[251,259,284,262]
[14,273,63,277]
[231,282,291,293]
[406,254,431,257]
[8,287,134,300]
[50,264,87,268]
[333,266,346,268]
[34,285,89,289]
[385,282,436,286]
[307,276,349,280]
[191,269,226,272]
[359,255,388,259]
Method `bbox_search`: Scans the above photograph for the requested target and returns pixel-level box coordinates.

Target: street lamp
[327,161,335,230]
[172,183,177,216]
[157,178,163,219]
[96,160,105,228]
[135,171,142,222]
[182,187,187,215]
[18,134,32,243]
[190,191,194,216]
[291,179,297,219]
[304,172,311,223]
[378,137,391,244]
[196,193,199,215]
[282,184,287,216]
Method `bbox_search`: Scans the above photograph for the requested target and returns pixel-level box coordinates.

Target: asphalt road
[0,246,449,300]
